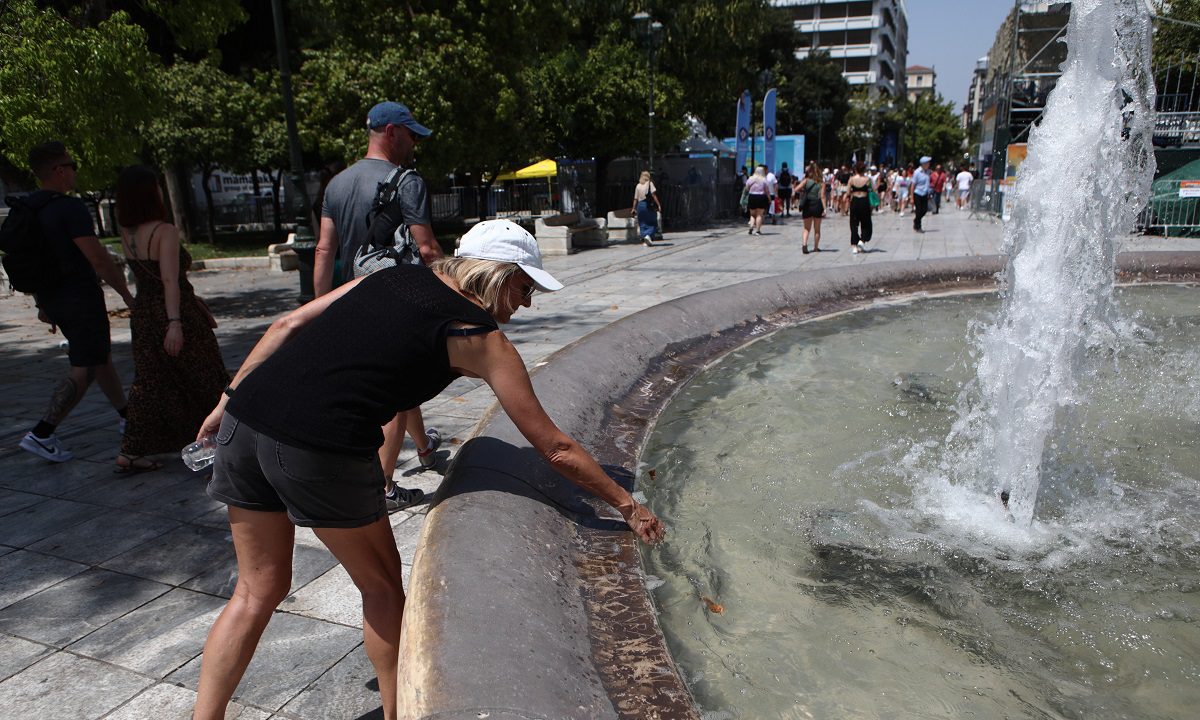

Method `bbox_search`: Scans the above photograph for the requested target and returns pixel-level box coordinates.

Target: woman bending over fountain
[189,220,665,720]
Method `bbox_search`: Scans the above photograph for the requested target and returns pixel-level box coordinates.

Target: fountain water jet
[954,0,1156,526]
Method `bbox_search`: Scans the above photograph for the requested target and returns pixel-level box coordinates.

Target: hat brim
[405,119,433,137]
[518,263,563,293]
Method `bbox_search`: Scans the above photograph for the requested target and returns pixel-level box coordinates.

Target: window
[845,57,871,73]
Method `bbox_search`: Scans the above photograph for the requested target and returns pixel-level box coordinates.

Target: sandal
[114,453,163,475]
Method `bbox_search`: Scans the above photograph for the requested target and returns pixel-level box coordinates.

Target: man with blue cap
[314,101,444,510]
[912,155,933,233]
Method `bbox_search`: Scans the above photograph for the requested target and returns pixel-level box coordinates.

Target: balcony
[796,43,877,59]
[796,14,880,33]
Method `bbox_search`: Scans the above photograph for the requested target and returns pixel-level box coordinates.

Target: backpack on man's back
[0,193,64,293]
[352,166,422,277]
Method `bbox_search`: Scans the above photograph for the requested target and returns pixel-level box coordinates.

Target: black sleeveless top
[227,264,498,455]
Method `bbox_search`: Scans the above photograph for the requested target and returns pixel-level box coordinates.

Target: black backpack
[352,166,421,278]
[0,193,65,293]
[778,169,792,186]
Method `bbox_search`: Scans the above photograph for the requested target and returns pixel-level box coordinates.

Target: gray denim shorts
[206,413,387,528]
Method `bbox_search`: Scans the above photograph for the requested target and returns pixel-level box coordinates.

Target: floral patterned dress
[121,243,229,456]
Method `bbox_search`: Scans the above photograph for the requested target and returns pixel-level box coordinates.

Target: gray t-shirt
[321,157,432,283]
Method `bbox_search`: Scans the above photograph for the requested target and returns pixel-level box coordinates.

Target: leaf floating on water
[648,468,657,482]
[701,596,725,614]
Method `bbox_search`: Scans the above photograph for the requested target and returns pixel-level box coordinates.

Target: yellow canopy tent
[494,158,557,181]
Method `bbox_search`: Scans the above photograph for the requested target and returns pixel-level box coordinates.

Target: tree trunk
[163,165,192,244]
[201,165,217,243]
[594,155,611,218]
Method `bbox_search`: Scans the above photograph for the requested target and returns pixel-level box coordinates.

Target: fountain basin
[397,252,1200,719]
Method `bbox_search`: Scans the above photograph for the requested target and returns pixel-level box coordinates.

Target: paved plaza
[1,208,1195,719]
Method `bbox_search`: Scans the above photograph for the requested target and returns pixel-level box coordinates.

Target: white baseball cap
[455,219,563,292]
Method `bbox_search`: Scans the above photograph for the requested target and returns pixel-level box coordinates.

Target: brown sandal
[114,453,163,475]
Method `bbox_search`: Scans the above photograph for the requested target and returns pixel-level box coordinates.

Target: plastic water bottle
[181,436,216,471]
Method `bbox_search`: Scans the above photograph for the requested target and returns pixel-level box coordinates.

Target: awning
[495,158,557,181]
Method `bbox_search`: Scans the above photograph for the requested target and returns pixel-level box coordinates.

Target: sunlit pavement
[1,208,1196,718]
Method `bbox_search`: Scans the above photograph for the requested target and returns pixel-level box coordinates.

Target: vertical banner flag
[763,88,777,174]
[735,90,751,171]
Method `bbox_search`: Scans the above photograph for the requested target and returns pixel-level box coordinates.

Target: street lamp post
[270,0,316,301]
[633,12,664,174]
[806,107,833,165]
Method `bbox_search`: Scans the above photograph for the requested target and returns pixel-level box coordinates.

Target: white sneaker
[20,432,73,462]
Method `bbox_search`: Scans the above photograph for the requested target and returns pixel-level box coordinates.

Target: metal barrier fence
[1138,179,1200,237]
[603,180,742,230]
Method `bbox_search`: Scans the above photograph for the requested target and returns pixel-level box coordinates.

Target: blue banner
[735,90,751,171]
[763,88,777,173]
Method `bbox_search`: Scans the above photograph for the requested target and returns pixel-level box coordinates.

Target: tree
[142,60,252,242]
[0,0,159,190]
[899,94,966,166]
[1152,0,1200,66]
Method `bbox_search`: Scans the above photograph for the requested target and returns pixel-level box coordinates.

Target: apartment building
[963,56,988,129]
[906,65,935,102]
[772,0,909,98]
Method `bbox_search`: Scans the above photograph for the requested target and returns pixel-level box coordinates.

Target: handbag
[739,185,749,209]
[868,188,881,208]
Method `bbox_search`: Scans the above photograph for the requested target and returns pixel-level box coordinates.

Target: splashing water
[951,0,1156,527]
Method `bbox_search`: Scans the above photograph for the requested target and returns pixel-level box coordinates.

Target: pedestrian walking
[956,166,974,210]
[847,162,873,253]
[798,162,825,254]
[744,165,770,236]
[912,156,932,232]
[777,162,793,217]
[631,170,662,246]
[313,101,444,510]
[114,165,229,473]
[8,142,134,463]
[930,163,947,214]
[190,220,665,720]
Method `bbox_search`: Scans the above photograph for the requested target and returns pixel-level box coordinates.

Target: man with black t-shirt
[18,141,135,462]
[313,102,444,511]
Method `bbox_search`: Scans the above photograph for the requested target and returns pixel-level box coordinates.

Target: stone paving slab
[0,208,1197,718]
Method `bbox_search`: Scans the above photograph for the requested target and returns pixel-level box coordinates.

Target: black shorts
[778,188,792,200]
[747,194,770,210]
[802,201,825,219]
[207,413,387,528]
[35,279,111,367]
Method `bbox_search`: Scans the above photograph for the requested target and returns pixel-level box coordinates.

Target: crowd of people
[737,156,980,252]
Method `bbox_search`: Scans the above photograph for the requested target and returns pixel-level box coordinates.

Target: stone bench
[534,214,610,255]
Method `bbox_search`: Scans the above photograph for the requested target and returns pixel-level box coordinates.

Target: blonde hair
[428,256,522,316]
[638,170,651,183]
[754,165,767,178]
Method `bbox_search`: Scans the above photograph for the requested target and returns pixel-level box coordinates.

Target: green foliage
[838,89,896,160]
[1153,0,1200,65]
[138,0,248,52]
[0,0,159,189]
[899,94,966,166]
[141,60,250,172]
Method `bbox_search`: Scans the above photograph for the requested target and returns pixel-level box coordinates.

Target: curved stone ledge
[398,252,1200,719]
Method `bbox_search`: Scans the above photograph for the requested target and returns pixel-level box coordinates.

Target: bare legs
[42,356,126,427]
[315,520,406,720]
[379,409,432,492]
[749,209,765,234]
[802,217,822,252]
[194,509,294,720]
[194,509,406,720]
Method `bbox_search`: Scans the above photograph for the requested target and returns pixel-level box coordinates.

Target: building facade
[906,64,935,102]
[772,0,909,98]
[962,56,988,129]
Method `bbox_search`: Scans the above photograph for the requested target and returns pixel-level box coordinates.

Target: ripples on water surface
[641,288,1200,720]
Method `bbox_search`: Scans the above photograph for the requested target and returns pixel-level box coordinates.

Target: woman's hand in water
[622,500,666,544]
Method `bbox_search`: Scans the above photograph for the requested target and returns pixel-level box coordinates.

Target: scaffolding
[975,2,1200,218]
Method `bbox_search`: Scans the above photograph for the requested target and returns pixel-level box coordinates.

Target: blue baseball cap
[366,102,432,137]
[919,156,932,164]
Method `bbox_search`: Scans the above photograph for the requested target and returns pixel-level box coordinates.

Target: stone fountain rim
[396,251,1200,719]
